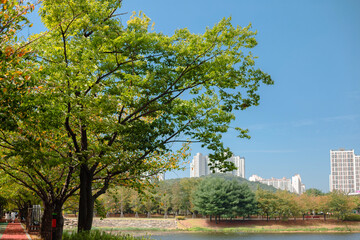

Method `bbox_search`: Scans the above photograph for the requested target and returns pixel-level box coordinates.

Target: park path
[0,220,31,240]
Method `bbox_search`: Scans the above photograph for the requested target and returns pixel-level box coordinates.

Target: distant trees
[328,190,356,220]
[256,188,278,221]
[90,176,359,222]
[305,188,324,196]
[192,177,256,223]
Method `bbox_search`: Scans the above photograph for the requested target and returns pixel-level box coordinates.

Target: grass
[62,230,150,240]
[63,218,360,235]
[184,226,359,233]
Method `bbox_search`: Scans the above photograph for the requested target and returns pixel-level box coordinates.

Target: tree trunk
[78,164,94,232]
[40,203,52,240]
[52,206,64,240]
[120,203,124,218]
[40,202,64,240]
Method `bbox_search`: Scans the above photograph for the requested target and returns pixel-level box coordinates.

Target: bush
[62,230,150,240]
[344,214,360,221]
[175,216,185,220]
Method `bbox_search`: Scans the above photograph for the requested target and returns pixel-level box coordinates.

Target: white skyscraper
[291,174,304,194]
[249,174,306,194]
[329,149,360,193]
[190,153,210,178]
[190,153,245,178]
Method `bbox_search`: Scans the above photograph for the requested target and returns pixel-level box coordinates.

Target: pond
[149,232,360,240]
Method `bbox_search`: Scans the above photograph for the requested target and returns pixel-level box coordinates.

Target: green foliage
[344,214,360,221]
[95,199,107,219]
[256,188,279,219]
[62,230,149,240]
[305,188,324,196]
[203,173,277,192]
[1,0,272,233]
[0,0,35,128]
[3,0,273,195]
[175,216,185,220]
[328,191,356,220]
[193,177,257,218]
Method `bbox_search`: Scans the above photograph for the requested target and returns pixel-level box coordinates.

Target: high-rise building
[190,153,210,178]
[329,149,360,193]
[249,174,306,194]
[292,174,302,195]
[190,153,245,178]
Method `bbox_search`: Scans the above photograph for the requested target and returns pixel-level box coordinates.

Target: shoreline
[63,218,360,235]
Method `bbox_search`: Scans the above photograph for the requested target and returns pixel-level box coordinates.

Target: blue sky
[27,0,360,192]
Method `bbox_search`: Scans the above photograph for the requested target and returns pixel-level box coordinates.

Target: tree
[104,186,131,218]
[171,182,182,216]
[328,191,356,220]
[179,178,201,216]
[275,190,300,221]
[0,176,41,221]
[235,183,257,219]
[0,1,78,240]
[129,190,142,218]
[193,177,256,223]
[316,195,330,221]
[2,0,272,235]
[305,188,324,197]
[156,181,172,218]
[256,188,278,221]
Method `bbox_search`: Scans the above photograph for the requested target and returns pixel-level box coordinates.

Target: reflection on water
[150,232,360,240]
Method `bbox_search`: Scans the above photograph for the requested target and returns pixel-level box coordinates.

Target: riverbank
[177,218,360,233]
[63,217,360,235]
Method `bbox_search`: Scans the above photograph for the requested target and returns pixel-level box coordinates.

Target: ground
[177,218,360,232]
[64,217,360,233]
[14,217,360,239]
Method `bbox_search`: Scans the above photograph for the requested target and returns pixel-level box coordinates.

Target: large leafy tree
[1,0,272,236]
[0,1,73,240]
[193,177,256,223]
[256,188,278,221]
[328,190,356,220]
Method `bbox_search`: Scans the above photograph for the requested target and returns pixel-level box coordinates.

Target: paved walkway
[0,221,31,240]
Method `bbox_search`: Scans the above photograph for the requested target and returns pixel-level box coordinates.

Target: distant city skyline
[249,174,306,194]
[190,153,245,178]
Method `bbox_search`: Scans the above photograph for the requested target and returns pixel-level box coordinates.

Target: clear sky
[27,0,360,192]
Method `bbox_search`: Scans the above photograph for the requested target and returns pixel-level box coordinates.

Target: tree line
[90,175,360,223]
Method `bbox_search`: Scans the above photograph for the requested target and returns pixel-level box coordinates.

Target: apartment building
[249,174,306,194]
[329,149,360,193]
[190,153,245,178]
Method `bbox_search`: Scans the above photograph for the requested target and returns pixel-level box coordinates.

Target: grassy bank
[63,218,360,235]
[177,219,360,233]
[72,219,360,234]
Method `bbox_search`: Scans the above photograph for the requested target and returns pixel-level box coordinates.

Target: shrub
[62,230,150,240]
[344,214,360,221]
[175,216,185,220]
